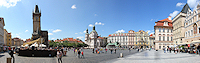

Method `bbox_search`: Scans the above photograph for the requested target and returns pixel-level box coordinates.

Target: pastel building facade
[107,33,128,48]
[183,4,200,44]
[154,16,173,50]
[0,17,5,52]
[172,4,190,45]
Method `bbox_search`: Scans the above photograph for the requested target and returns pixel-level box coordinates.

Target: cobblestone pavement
[0,49,138,63]
[102,50,200,63]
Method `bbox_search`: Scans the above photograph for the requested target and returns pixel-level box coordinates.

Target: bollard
[7,57,12,63]
[120,53,123,57]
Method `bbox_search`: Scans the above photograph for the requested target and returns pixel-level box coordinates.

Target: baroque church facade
[85,26,104,48]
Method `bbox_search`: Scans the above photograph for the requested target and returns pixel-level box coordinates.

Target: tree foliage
[49,41,88,47]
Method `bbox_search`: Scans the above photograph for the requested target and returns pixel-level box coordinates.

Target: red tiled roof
[158,17,172,23]
[98,37,104,39]
[150,34,153,36]
[154,17,173,27]
[108,34,111,36]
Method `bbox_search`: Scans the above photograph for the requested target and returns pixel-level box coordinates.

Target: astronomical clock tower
[31,5,49,47]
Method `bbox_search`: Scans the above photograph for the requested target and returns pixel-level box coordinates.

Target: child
[81,51,84,58]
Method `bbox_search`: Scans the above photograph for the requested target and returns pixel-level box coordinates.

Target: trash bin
[7,57,12,63]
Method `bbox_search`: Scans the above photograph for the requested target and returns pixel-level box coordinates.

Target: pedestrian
[106,48,107,53]
[129,48,131,52]
[9,49,14,63]
[175,48,177,54]
[3,46,6,52]
[57,50,62,63]
[78,50,81,58]
[96,49,98,54]
[74,48,75,54]
[110,49,113,54]
[114,49,116,54]
[92,48,94,53]
[81,51,84,58]
[163,47,166,53]
[197,44,200,55]
[169,48,171,53]
[63,47,67,56]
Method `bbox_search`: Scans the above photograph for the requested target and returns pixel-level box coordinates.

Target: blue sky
[0,0,199,41]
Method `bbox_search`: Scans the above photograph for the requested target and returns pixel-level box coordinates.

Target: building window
[163,29,165,32]
[191,30,193,36]
[167,37,169,41]
[167,29,169,32]
[194,23,197,34]
[159,46,161,49]
[171,37,173,41]
[188,31,190,36]
[159,36,161,41]
[159,28,161,32]
[171,29,172,33]
[186,32,187,37]
[163,36,165,41]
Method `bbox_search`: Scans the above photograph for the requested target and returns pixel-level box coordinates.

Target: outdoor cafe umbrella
[30,42,38,47]
[39,44,46,47]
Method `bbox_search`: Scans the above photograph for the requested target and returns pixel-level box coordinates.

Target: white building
[154,16,173,50]
[107,33,128,48]
[0,17,5,51]
[85,26,104,48]
[183,4,200,44]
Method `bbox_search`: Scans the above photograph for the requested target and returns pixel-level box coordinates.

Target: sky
[0,0,199,41]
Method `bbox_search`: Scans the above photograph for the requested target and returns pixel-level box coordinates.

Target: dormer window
[164,21,168,26]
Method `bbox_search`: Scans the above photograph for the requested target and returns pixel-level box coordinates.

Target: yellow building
[134,30,150,49]
[4,29,12,46]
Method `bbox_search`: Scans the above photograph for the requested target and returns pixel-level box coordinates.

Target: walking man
[110,49,113,54]
[197,44,200,55]
[57,50,62,63]
[81,51,84,58]
[9,49,14,63]
[114,49,116,54]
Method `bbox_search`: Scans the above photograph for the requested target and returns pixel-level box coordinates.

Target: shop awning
[191,40,200,44]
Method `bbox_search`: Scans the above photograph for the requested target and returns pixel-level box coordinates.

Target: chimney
[168,16,172,20]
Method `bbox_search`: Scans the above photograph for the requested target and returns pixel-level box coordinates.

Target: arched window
[193,23,197,34]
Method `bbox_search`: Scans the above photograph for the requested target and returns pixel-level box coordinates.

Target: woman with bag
[57,50,62,63]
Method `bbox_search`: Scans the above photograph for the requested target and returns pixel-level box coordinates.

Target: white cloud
[83,30,86,33]
[25,30,28,32]
[53,29,62,33]
[71,4,76,9]
[79,32,83,34]
[95,22,104,25]
[169,11,179,18]
[187,0,199,9]
[176,2,185,7]
[146,30,151,33]
[0,0,21,8]
[94,14,98,16]
[51,38,55,40]
[48,33,53,35]
[75,33,78,34]
[150,19,158,21]
[115,29,125,33]
[77,36,84,39]
[89,24,94,27]
[16,33,21,35]
[102,30,104,31]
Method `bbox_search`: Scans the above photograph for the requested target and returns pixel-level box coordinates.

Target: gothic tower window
[193,23,197,34]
